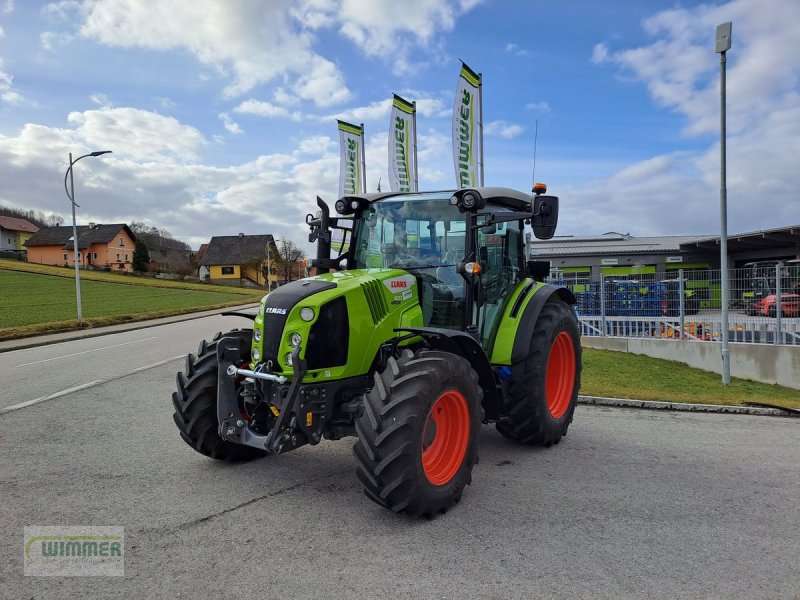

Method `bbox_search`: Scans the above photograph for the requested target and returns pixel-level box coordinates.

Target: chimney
[89,222,96,229]
[239,232,244,239]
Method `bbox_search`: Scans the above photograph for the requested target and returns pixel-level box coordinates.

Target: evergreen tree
[132,240,151,272]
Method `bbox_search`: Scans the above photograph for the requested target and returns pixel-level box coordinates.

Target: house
[25,223,137,272]
[199,233,277,287]
[0,216,39,254]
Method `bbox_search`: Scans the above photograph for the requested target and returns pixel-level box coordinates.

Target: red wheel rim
[545,331,576,419]
[422,390,470,486]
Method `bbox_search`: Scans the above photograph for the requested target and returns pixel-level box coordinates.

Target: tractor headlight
[335,199,347,214]
[462,192,478,209]
[285,352,293,366]
[252,347,261,361]
[300,307,315,322]
[253,328,261,342]
[290,333,302,347]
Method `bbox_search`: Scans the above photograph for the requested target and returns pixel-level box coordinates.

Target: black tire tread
[171,329,266,462]
[353,349,482,518]
[496,300,582,446]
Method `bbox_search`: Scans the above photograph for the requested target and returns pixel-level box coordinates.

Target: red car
[753,294,800,317]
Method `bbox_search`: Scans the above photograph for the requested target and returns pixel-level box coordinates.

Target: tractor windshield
[353,192,468,328]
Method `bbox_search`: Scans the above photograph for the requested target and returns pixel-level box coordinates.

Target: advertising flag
[452,62,483,188]
[338,120,365,196]
[388,94,417,192]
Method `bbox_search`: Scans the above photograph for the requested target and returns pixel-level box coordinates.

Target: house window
[117,253,120,260]
[119,237,125,246]
[125,254,128,261]
[93,252,98,260]
[221,266,235,275]
[63,253,68,260]
[7,238,11,244]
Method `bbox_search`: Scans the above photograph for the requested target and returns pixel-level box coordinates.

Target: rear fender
[510,284,575,365]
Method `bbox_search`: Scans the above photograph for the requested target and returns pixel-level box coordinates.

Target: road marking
[1,354,186,416]
[14,337,159,368]
[133,355,184,372]
[0,380,105,415]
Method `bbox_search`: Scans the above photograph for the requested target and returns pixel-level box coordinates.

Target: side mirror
[532,195,559,240]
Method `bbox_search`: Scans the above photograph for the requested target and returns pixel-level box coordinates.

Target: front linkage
[216,338,309,455]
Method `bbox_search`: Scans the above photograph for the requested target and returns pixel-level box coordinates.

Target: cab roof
[340,187,533,212]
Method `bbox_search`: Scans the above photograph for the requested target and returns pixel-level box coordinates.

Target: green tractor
[171,186,581,517]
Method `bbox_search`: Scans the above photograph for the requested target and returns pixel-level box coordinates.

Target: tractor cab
[315,186,558,348]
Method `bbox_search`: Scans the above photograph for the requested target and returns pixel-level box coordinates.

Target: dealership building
[528,224,800,284]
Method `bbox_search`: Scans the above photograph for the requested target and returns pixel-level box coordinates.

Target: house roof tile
[24,224,135,249]
[199,235,275,266]
[0,216,40,233]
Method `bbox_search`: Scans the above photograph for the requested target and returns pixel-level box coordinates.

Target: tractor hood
[252,269,424,381]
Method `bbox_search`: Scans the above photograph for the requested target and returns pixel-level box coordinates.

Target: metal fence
[549,264,800,346]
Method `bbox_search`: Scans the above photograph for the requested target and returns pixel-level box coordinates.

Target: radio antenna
[531,119,539,185]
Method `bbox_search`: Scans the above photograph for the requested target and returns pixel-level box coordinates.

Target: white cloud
[0,57,23,105]
[505,42,530,58]
[155,96,176,109]
[0,108,342,254]
[484,120,524,139]
[234,98,304,122]
[567,0,800,236]
[590,42,609,64]
[66,107,207,161]
[70,0,352,105]
[89,93,112,108]
[40,30,72,50]
[525,101,550,113]
[218,112,243,135]
[293,0,482,74]
[331,99,392,123]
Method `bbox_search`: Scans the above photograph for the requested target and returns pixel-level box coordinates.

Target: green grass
[0,258,256,294]
[0,268,263,339]
[581,347,800,410]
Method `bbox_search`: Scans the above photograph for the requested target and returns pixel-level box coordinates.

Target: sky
[0,0,798,252]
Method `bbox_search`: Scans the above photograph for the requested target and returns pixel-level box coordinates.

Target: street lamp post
[64,150,112,326]
[715,22,732,384]
[266,242,272,292]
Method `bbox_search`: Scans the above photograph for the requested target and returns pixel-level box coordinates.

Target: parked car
[752,294,800,317]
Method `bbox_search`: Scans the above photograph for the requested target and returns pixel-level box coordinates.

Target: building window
[117,253,120,260]
[93,252,98,260]
[125,254,128,261]
[119,237,124,246]
[221,266,234,275]
[63,253,68,260]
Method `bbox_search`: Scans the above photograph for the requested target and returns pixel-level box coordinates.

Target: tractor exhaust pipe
[307,196,332,274]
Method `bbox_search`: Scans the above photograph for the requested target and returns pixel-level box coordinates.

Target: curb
[578,395,797,418]
[0,303,259,353]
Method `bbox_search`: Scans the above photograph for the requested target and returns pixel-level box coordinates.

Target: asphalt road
[1,316,798,599]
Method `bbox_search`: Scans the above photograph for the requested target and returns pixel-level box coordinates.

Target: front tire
[496,300,582,446]
[171,329,266,461]
[353,349,482,517]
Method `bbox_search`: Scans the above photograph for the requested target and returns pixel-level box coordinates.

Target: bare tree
[275,238,305,284]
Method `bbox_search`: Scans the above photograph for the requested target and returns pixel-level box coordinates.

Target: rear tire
[496,300,582,446]
[353,349,482,517]
[171,329,266,461]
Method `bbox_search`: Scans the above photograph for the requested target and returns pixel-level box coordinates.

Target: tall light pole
[715,22,732,384]
[265,241,272,292]
[64,150,112,326]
